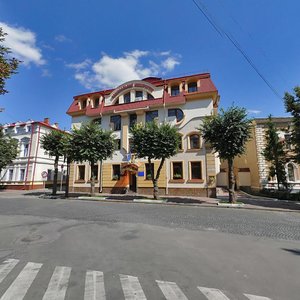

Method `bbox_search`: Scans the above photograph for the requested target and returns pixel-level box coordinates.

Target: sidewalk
[1,188,299,212]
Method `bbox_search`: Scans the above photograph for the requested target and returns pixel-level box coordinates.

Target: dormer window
[147,93,154,100]
[94,97,100,108]
[135,91,143,101]
[171,85,180,96]
[82,99,87,109]
[124,92,131,103]
[188,82,197,93]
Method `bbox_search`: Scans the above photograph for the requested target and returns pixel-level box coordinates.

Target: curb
[66,196,300,213]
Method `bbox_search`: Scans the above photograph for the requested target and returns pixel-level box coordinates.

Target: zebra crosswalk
[0,258,273,300]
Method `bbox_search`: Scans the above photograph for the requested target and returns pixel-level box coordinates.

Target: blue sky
[0,0,299,130]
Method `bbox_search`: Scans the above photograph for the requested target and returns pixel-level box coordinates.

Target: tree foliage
[284,86,300,163]
[0,130,18,178]
[262,116,287,190]
[0,27,20,95]
[131,122,180,199]
[71,122,115,196]
[40,130,66,195]
[200,106,252,203]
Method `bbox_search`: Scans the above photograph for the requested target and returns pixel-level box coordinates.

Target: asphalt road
[0,193,299,300]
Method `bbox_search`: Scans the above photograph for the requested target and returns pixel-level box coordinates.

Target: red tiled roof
[67,72,218,116]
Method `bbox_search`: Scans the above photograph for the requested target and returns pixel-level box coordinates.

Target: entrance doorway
[129,173,137,192]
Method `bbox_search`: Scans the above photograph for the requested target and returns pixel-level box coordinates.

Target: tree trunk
[227,158,236,203]
[90,161,95,197]
[65,158,70,198]
[52,156,59,196]
[153,179,159,200]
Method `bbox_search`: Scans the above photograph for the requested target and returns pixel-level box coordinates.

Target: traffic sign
[41,171,48,179]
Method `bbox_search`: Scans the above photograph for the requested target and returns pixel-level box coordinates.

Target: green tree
[131,122,180,199]
[0,27,20,95]
[40,130,66,195]
[262,116,287,190]
[284,86,300,163]
[0,130,18,180]
[200,106,252,203]
[71,122,115,196]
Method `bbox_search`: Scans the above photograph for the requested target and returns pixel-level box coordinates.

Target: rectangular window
[23,144,29,157]
[112,165,121,180]
[8,169,13,181]
[124,92,131,103]
[110,115,121,131]
[94,98,100,108]
[129,114,137,129]
[82,99,87,109]
[188,82,198,93]
[27,125,31,132]
[78,165,85,181]
[190,162,202,180]
[114,139,121,150]
[171,85,180,96]
[91,165,98,180]
[128,138,134,153]
[135,91,143,101]
[145,163,154,180]
[178,136,183,150]
[189,134,200,149]
[145,110,158,123]
[172,162,183,179]
[20,169,25,181]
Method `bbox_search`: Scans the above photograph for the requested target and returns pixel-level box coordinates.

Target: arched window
[287,163,295,182]
[168,108,184,122]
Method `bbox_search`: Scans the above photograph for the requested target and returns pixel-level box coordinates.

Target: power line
[191,0,282,99]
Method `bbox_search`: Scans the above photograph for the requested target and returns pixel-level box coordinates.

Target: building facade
[217,117,300,192]
[67,73,220,197]
[0,118,66,190]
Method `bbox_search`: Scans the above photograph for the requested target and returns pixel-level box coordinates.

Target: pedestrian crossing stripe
[0,259,273,300]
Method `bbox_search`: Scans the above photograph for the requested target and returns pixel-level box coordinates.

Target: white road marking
[244,294,272,300]
[0,262,42,300]
[84,270,106,300]
[198,286,231,300]
[0,259,19,284]
[156,280,188,300]
[42,266,71,300]
[120,274,147,300]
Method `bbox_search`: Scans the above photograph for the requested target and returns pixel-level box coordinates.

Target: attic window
[188,82,197,93]
[82,99,87,109]
[171,85,180,96]
[94,97,100,108]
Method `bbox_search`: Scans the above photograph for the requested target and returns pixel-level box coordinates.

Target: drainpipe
[31,124,41,189]
[204,143,209,197]
[24,123,35,189]
[163,81,169,195]
[99,160,103,193]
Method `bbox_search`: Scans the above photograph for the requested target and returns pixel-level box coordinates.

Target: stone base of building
[70,186,216,198]
[1,184,45,190]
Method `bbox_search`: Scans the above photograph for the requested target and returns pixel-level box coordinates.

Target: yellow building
[67,73,220,197]
[217,117,300,192]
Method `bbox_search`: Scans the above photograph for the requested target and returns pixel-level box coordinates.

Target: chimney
[44,117,50,124]
[54,123,59,128]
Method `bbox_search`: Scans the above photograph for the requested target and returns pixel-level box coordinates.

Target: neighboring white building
[67,73,221,197]
[0,118,66,190]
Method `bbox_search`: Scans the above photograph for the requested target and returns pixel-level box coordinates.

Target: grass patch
[219,200,244,204]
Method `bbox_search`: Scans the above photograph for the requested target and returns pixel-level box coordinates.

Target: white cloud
[0,22,45,66]
[55,34,71,43]
[161,57,180,71]
[67,50,181,90]
[247,109,261,115]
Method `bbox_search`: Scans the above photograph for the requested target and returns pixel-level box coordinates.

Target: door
[129,173,137,192]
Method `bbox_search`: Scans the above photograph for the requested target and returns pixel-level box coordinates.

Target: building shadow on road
[282,248,300,256]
